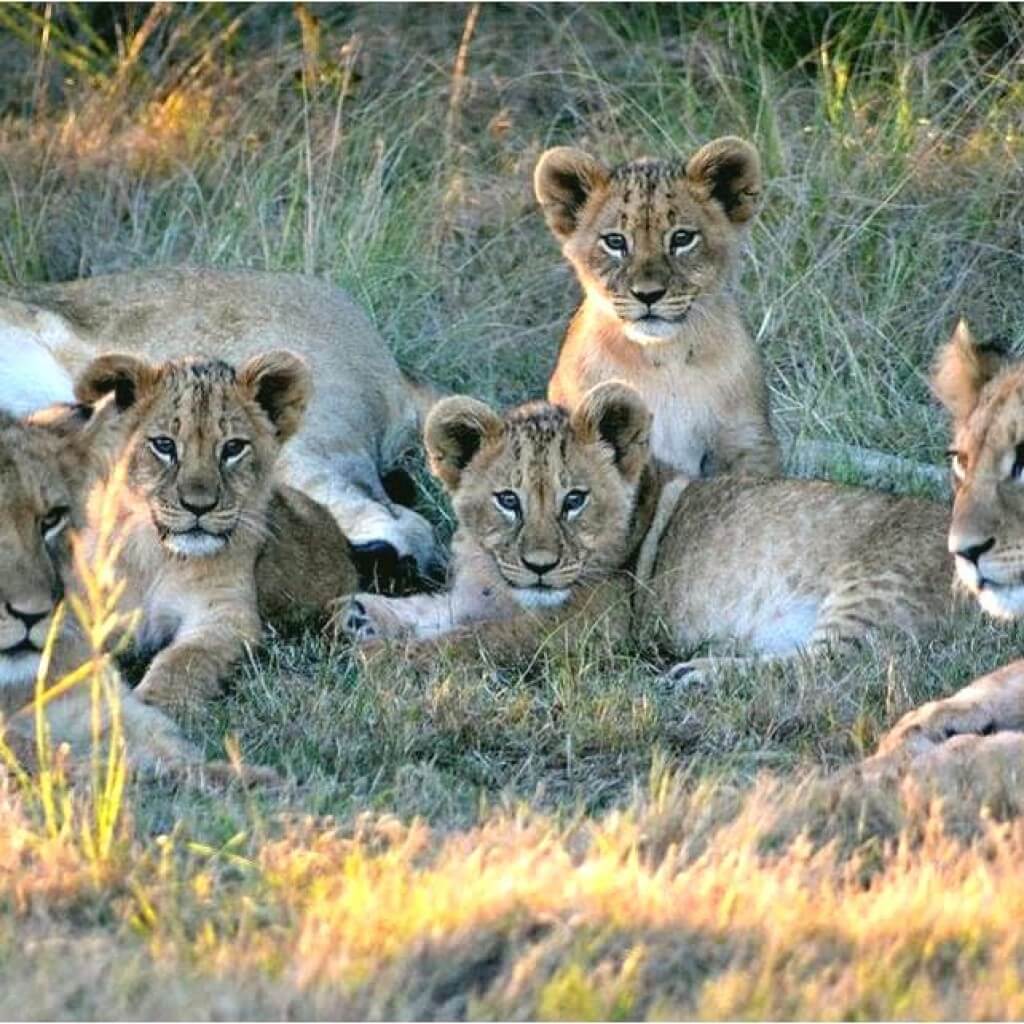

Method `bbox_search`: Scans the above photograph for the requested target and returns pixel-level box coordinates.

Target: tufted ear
[27,393,125,490]
[75,353,159,411]
[571,381,651,484]
[932,319,1009,423]
[534,146,611,241]
[237,350,311,442]
[424,396,505,491]
[686,136,762,224]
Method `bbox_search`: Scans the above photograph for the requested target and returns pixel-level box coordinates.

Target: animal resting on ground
[339,380,952,678]
[868,322,1024,776]
[0,266,440,586]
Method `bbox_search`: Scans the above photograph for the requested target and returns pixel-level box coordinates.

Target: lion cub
[535,137,780,479]
[339,383,950,673]
[74,350,357,712]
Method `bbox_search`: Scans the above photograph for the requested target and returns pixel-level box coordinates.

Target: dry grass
[2,3,1024,1018]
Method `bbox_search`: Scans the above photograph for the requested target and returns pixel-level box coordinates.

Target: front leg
[872,659,1024,763]
[135,616,258,714]
[714,408,782,479]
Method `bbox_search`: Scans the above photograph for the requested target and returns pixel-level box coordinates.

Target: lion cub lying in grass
[535,136,780,479]
[74,349,357,713]
[0,400,267,780]
[869,323,1024,775]
[339,383,951,674]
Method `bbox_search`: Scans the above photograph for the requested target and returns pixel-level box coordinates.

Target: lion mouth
[163,527,230,558]
[509,584,571,610]
[0,639,41,657]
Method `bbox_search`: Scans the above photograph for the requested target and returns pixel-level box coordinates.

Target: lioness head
[0,401,117,689]
[425,382,651,608]
[534,136,761,345]
[76,351,311,558]
[933,320,1024,619]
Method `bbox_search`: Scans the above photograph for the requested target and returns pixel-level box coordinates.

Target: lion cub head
[534,136,761,345]
[0,400,118,690]
[934,320,1024,619]
[76,351,311,558]
[425,382,651,608]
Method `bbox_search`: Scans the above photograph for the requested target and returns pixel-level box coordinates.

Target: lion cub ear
[424,396,505,490]
[27,393,124,488]
[932,319,1008,422]
[686,136,762,224]
[75,353,160,411]
[571,381,651,483]
[238,350,312,442]
[534,147,611,241]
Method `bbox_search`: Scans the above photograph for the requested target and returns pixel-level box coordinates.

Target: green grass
[3,3,1024,1018]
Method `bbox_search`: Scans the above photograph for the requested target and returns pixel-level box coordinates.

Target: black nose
[180,495,218,516]
[521,556,559,576]
[631,287,666,306]
[6,602,50,630]
[958,538,995,564]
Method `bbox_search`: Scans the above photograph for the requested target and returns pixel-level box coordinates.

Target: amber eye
[669,228,700,255]
[40,505,70,539]
[600,233,628,256]
[221,438,250,464]
[561,489,589,519]
[148,436,177,462]
[493,490,521,517]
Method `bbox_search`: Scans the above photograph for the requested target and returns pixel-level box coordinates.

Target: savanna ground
[2,3,1024,1018]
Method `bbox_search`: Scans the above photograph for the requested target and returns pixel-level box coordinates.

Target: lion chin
[163,529,229,558]
[0,649,42,687]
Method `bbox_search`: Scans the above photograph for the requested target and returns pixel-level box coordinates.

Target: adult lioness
[74,349,357,712]
[535,137,780,478]
[338,383,949,673]
[0,267,438,577]
[870,323,1024,772]
[0,401,238,777]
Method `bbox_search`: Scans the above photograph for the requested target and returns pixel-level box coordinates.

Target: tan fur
[869,324,1024,773]
[0,267,438,571]
[535,138,780,478]
[338,385,950,672]
[0,404,241,779]
[77,351,356,713]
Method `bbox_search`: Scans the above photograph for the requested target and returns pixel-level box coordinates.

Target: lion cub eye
[561,489,589,519]
[669,228,700,255]
[599,233,629,257]
[493,490,521,517]
[40,505,70,539]
[148,436,177,463]
[221,438,251,464]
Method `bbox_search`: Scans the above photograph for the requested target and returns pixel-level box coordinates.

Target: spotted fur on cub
[535,137,780,479]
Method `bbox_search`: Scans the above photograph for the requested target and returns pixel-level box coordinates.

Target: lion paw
[342,597,379,642]
[660,659,714,690]
[875,698,1000,760]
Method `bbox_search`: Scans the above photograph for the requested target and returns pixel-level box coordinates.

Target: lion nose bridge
[178,463,221,515]
[948,495,998,559]
[520,519,561,575]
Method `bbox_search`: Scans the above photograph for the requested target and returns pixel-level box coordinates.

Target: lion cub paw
[660,658,715,690]
[332,593,404,645]
[874,697,1000,760]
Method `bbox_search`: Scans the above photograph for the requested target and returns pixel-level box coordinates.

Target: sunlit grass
[1,3,1024,1018]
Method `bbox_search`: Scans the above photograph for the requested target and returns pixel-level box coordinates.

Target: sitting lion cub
[75,350,357,712]
[869,322,1024,775]
[339,383,950,672]
[535,137,780,478]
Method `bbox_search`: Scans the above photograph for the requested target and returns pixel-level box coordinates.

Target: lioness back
[0,267,439,575]
[535,138,780,478]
